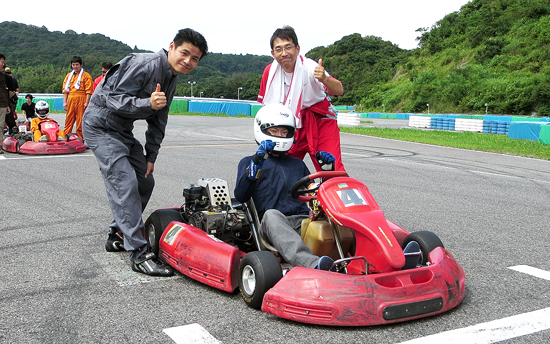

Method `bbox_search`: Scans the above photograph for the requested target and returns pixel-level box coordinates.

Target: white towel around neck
[64,68,84,92]
[263,56,305,128]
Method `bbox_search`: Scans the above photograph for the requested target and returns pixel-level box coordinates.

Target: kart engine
[182,178,254,250]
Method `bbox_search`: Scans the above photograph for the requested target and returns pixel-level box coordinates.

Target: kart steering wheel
[290,171,349,202]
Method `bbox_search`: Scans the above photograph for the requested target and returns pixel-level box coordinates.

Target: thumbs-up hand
[314,58,327,83]
[150,83,167,110]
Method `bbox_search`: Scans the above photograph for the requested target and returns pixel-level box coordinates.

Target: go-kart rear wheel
[239,251,282,309]
[144,209,183,256]
[401,231,444,266]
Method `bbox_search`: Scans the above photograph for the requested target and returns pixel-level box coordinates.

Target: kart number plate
[336,189,368,207]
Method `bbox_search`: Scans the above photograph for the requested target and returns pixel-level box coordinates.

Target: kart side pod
[2,136,19,153]
[159,221,241,292]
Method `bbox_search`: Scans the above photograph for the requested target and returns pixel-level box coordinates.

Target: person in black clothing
[21,94,36,123]
[4,67,18,133]
[1,54,16,142]
[234,104,336,271]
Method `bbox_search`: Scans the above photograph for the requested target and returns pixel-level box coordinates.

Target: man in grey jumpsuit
[83,29,208,276]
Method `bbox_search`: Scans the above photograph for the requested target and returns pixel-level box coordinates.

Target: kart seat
[245,199,279,252]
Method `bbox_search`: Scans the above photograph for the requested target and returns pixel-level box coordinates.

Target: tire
[144,209,183,256]
[401,231,444,265]
[239,251,282,309]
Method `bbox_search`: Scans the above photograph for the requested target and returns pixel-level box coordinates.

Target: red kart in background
[2,119,86,155]
[146,172,465,326]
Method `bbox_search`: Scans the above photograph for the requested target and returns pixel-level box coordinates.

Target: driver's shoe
[316,256,335,271]
[105,228,125,252]
[39,135,48,142]
[132,252,174,277]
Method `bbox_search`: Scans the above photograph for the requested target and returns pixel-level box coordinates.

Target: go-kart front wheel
[144,209,183,256]
[239,251,282,309]
[401,231,444,266]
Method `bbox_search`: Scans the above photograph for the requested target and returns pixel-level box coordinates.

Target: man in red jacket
[257,26,345,172]
[92,62,113,93]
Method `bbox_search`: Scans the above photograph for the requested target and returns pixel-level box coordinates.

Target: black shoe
[316,256,335,271]
[105,228,125,252]
[131,252,174,277]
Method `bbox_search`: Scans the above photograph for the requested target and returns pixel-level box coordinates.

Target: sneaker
[316,256,334,271]
[132,252,174,277]
[39,135,48,142]
[105,228,125,252]
[57,136,66,142]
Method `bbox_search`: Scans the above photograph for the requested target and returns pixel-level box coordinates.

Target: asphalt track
[1,114,549,343]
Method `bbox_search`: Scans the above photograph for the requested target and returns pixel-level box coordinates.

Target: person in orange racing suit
[62,56,92,139]
[30,100,66,142]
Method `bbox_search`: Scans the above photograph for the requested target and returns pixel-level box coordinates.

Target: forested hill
[357,0,550,116]
[1,20,409,104]
[0,21,273,100]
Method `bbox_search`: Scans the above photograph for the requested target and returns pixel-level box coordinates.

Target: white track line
[397,307,550,344]
[508,265,550,281]
[398,265,550,344]
[164,324,221,344]
[0,153,93,160]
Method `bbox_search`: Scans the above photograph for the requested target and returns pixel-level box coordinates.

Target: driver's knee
[259,209,285,237]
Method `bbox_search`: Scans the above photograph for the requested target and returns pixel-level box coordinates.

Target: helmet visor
[260,125,295,138]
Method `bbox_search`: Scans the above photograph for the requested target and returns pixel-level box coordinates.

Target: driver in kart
[234,104,336,271]
[30,100,66,142]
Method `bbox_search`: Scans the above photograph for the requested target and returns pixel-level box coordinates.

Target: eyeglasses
[273,45,295,54]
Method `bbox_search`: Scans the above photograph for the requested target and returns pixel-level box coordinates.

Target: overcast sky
[2,0,471,56]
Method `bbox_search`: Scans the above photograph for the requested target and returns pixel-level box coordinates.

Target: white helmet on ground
[254,104,295,153]
[35,100,50,119]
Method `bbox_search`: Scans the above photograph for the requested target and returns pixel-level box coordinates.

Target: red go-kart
[2,119,86,155]
[145,172,465,326]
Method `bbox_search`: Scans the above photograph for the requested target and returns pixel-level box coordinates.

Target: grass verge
[339,127,550,161]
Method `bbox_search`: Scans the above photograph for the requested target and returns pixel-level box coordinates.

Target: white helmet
[254,104,295,153]
[35,100,50,119]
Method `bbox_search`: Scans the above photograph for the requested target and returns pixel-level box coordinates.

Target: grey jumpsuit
[83,49,177,258]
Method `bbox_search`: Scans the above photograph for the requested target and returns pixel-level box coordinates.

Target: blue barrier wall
[508,122,548,141]
[188,101,251,116]
[53,98,64,111]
